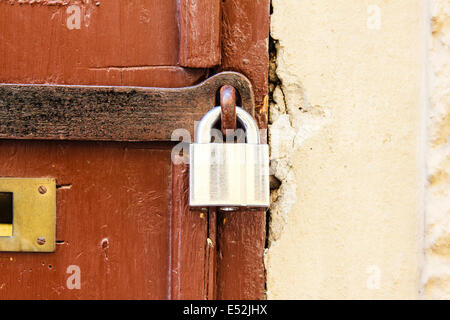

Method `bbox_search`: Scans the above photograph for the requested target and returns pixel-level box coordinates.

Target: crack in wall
[267,35,296,245]
[266,33,331,248]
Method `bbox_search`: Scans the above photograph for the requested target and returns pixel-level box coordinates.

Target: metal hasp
[0,72,255,142]
[0,178,56,252]
[189,107,269,207]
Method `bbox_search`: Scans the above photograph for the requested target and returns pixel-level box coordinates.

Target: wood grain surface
[213,0,270,300]
[179,0,221,68]
[219,0,270,124]
[171,162,209,300]
[0,1,209,87]
[0,0,270,300]
[0,140,173,299]
[0,72,255,142]
[216,209,266,299]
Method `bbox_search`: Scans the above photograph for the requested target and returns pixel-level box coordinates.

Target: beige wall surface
[423,0,450,299]
[267,0,427,299]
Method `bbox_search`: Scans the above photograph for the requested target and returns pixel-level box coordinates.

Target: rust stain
[220,85,237,135]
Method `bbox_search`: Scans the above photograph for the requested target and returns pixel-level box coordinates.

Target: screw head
[37,237,46,245]
[38,186,47,194]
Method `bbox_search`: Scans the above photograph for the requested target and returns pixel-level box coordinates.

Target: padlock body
[189,143,269,207]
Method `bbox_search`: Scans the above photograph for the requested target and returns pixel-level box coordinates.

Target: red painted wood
[0,1,207,87]
[0,0,270,300]
[219,0,270,128]
[170,162,209,299]
[206,208,217,300]
[179,0,221,68]
[0,0,217,300]
[214,0,270,300]
[216,210,266,300]
[0,140,173,299]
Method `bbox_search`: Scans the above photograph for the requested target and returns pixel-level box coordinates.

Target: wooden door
[0,0,269,300]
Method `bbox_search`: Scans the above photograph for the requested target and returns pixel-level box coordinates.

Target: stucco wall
[423,0,450,300]
[267,0,427,299]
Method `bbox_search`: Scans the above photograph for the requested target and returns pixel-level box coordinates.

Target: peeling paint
[267,36,330,245]
[1,0,98,30]
[2,0,75,6]
[1,0,99,6]
[100,238,109,262]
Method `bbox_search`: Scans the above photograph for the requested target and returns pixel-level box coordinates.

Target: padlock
[189,106,269,207]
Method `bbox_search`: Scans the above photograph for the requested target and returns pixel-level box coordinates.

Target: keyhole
[0,192,13,237]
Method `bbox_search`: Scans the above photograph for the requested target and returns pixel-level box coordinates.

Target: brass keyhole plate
[0,178,56,252]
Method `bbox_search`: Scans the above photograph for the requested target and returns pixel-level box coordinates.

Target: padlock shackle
[195,106,260,144]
